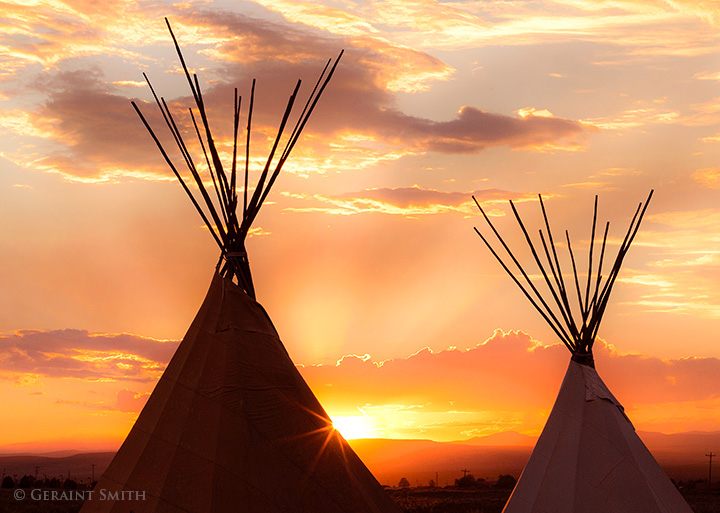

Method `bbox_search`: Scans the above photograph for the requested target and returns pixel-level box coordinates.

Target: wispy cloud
[254,0,719,55]
[282,186,536,216]
[582,103,681,130]
[692,168,720,188]
[693,70,720,81]
[618,209,720,318]
[0,0,160,76]
[0,330,178,382]
[700,131,720,143]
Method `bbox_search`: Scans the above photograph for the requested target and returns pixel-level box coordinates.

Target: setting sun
[331,415,378,440]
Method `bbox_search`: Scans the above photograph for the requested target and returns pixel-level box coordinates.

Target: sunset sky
[1,0,720,450]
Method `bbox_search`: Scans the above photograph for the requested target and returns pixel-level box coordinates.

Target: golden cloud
[341,0,720,56]
[0,7,586,182]
[700,131,720,143]
[0,0,159,75]
[0,329,178,382]
[252,0,380,37]
[692,168,720,188]
[582,104,681,131]
[282,186,536,217]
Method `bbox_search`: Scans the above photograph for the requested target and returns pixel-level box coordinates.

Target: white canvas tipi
[80,20,400,513]
[474,193,693,513]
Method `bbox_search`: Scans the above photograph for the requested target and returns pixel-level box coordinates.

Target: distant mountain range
[352,430,720,486]
[1,430,717,488]
[0,452,115,485]
[452,430,538,446]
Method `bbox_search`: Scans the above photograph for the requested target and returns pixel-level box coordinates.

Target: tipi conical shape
[473,192,693,513]
[81,20,399,513]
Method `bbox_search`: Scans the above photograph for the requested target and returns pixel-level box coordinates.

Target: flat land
[1,487,720,512]
[386,488,720,513]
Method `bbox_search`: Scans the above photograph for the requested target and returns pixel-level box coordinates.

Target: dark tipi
[474,192,693,513]
[81,20,400,513]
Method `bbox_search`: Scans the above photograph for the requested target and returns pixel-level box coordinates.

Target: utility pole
[707,452,716,490]
[34,466,39,479]
[461,468,470,478]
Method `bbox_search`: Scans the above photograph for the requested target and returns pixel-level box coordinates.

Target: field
[387,488,512,513]
[2,487,720,512]
[386,487,720,513]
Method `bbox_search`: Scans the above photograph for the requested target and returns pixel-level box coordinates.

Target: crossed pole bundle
[473,191,653,366]
[132,18,343,299]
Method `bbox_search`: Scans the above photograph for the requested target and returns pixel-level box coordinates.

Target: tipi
[473,192,693,513]
[81,20,400,513]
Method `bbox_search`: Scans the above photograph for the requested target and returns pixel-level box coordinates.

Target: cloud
[592,167,642,177]
[648,208,720,229]
[680,97,720,126]
[693,70,720,81]
[560,181,613,189]
[700,131,720,143]
[0,68,176,182]
[617,262,720,319]
[4,326,720,438]
[576,95,720,135]
[0,0,160,77]
[582,104,681,130]
[300,329,720,437]
[178,10,586,152]
[0,5,587,182]
[692,168,720,188]
[282,186,537,216]
[0,329,178,382]
[53,388,151,413]
[250,0,380,37]
[399,106,584,153]
[613,210,720,319]
[256,0,720,56]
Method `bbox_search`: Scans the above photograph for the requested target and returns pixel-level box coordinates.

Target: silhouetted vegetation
[62,478,78,490]
[494,474,516,490]
[454,474,486,489]
[19,475,36,488]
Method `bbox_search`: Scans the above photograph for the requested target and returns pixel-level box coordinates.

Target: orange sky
[1,0,719,449]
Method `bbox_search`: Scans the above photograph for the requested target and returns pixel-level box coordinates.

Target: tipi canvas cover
[81,20,399,513]
[473,193,693,513]
[506,360,692,513]
[82,273,399,512]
